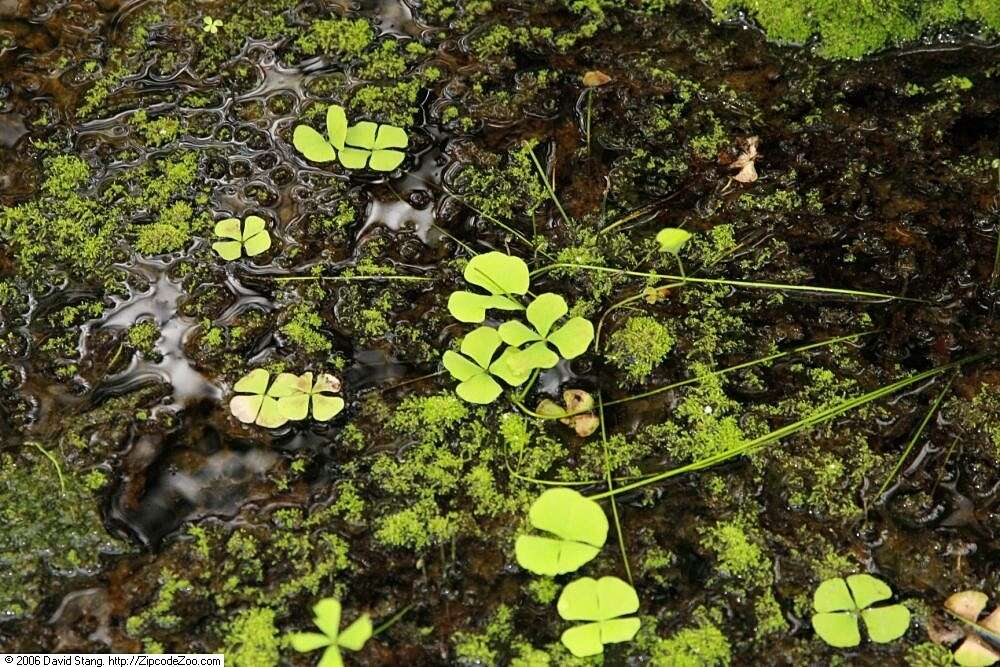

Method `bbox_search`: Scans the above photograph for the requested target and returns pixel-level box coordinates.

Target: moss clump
[0,452,125,617]
[130,110,182,147]
[649,608,732,666]
[709,0,1000,59]
[135,201,194,255]
[280,303,333,356]
[296,17,373,57]
[905,642,955,666]
[127,320,161,357]
[456,140,546,221]
[604,315,674,384]
[223,607,280,667]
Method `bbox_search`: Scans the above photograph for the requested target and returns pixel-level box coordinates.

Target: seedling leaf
[327,105,348,150]
[656,228,692,254]
[230,369,298,428]
[288,597,371,667]
[447,252,529,323]
[499,294,594,372]
[212,216,271,261]
[443,326,529,403]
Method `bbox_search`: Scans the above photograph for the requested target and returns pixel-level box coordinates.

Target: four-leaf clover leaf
[442,326,529,404]
[339,121,409,172]
[498,293,594,372]
[229,369,300,428]
[293,106,348,164]
[811,574,910,648]
[212,216,271,261]
[289,597,372,667]
[557,576,641,658]
[447,252,530,323]
[276,372,345,422]
[515,488,608,575]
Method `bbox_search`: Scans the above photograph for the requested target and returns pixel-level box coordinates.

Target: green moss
[135,201,194,255]
[456,140,546,220]
[280,303,333,355]
[700,515,770,582]
[453,604,513,664]
[0,452,126,618]
[391,393,469,443]
[709,0,1000,59]
[604,315,674,384]
[127,320,161,357]
[296,17,373,57]
[649,608,731,666]
[130,110,183,147]
[527,577,560,604]
[905,642,954,666]
[223,607,280,667]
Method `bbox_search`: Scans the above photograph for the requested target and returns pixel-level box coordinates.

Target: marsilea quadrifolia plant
[229,369,344,428]
[444,252,595,404]
[293,104,408,172]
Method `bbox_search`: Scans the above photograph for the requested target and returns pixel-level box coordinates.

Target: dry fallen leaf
[582,70,611,87]
[537,389,600,437]
[730,135,760,183]
[939,590,1000,666]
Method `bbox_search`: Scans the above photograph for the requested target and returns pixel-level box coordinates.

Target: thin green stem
[586,89,593,152]
[875,374,955,499]
[512,331,879,420]
[26,442,66,494]
[528,147,573,227]
[586,356,986,501]
[272,275,433,283]
[531,262,924,303]
[599,393,632,585]
[372,603,414,636]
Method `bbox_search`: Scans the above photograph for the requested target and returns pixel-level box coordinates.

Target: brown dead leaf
[582,70,611,87]
[939,590,1000,666]
[537,389,600,438]
[729,135,760,183]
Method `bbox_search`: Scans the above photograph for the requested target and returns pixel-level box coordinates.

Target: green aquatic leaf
[293,125,337,163]
[447,252,530,323]
[288,597,372,667]
[230,369,298,428]
[811,574,910,648]
[655,227,692,254]
[442,326,529,403]
[515,488,608,575]
[327,105,348,150]
[212,216,271,261]
[275,372,345,422]
[338,120,409,171]
[556,576,641,657]
[498,293,594,372]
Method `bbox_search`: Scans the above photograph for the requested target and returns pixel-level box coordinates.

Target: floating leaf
[537,389,599,437]
[293,125,337,163]
[276,372,345,422]
[811,574,910,648]
[498,293,594,373]
[229,369,300,428]
[212,216,272,261]
[941,591,1000,666]
[442,326,530,404]
[515,488,607,575]
[557,576,641,657]
[655,228,692,255]
[339,120,409,172]
[288,597,372,667]
[447,252,530,323]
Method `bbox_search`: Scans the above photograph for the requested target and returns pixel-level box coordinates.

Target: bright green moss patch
[296,17,373,57]
[456,140,546,220]
[223,607,280,667]
[127,321,161,357]
[649,608,732,666]
[709,0,1000,59]
[1,452,125,617]
[604,315,674,384]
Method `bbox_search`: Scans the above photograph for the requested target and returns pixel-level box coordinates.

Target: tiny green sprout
[339,121,409,172]
[655,227,692,254]
[943,590,1000,666]
[447,252,530,323]
[230,369,301,428]
[289,597,372,667]
[276,372,345,422]
[443,326,529,403]
[515,488,607,575]
[557,576,641,658]
[811,574,910,648]
[202,16,224,34]
[212,216,271,261]
[293,105,348,164]
[498,293,594,373]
